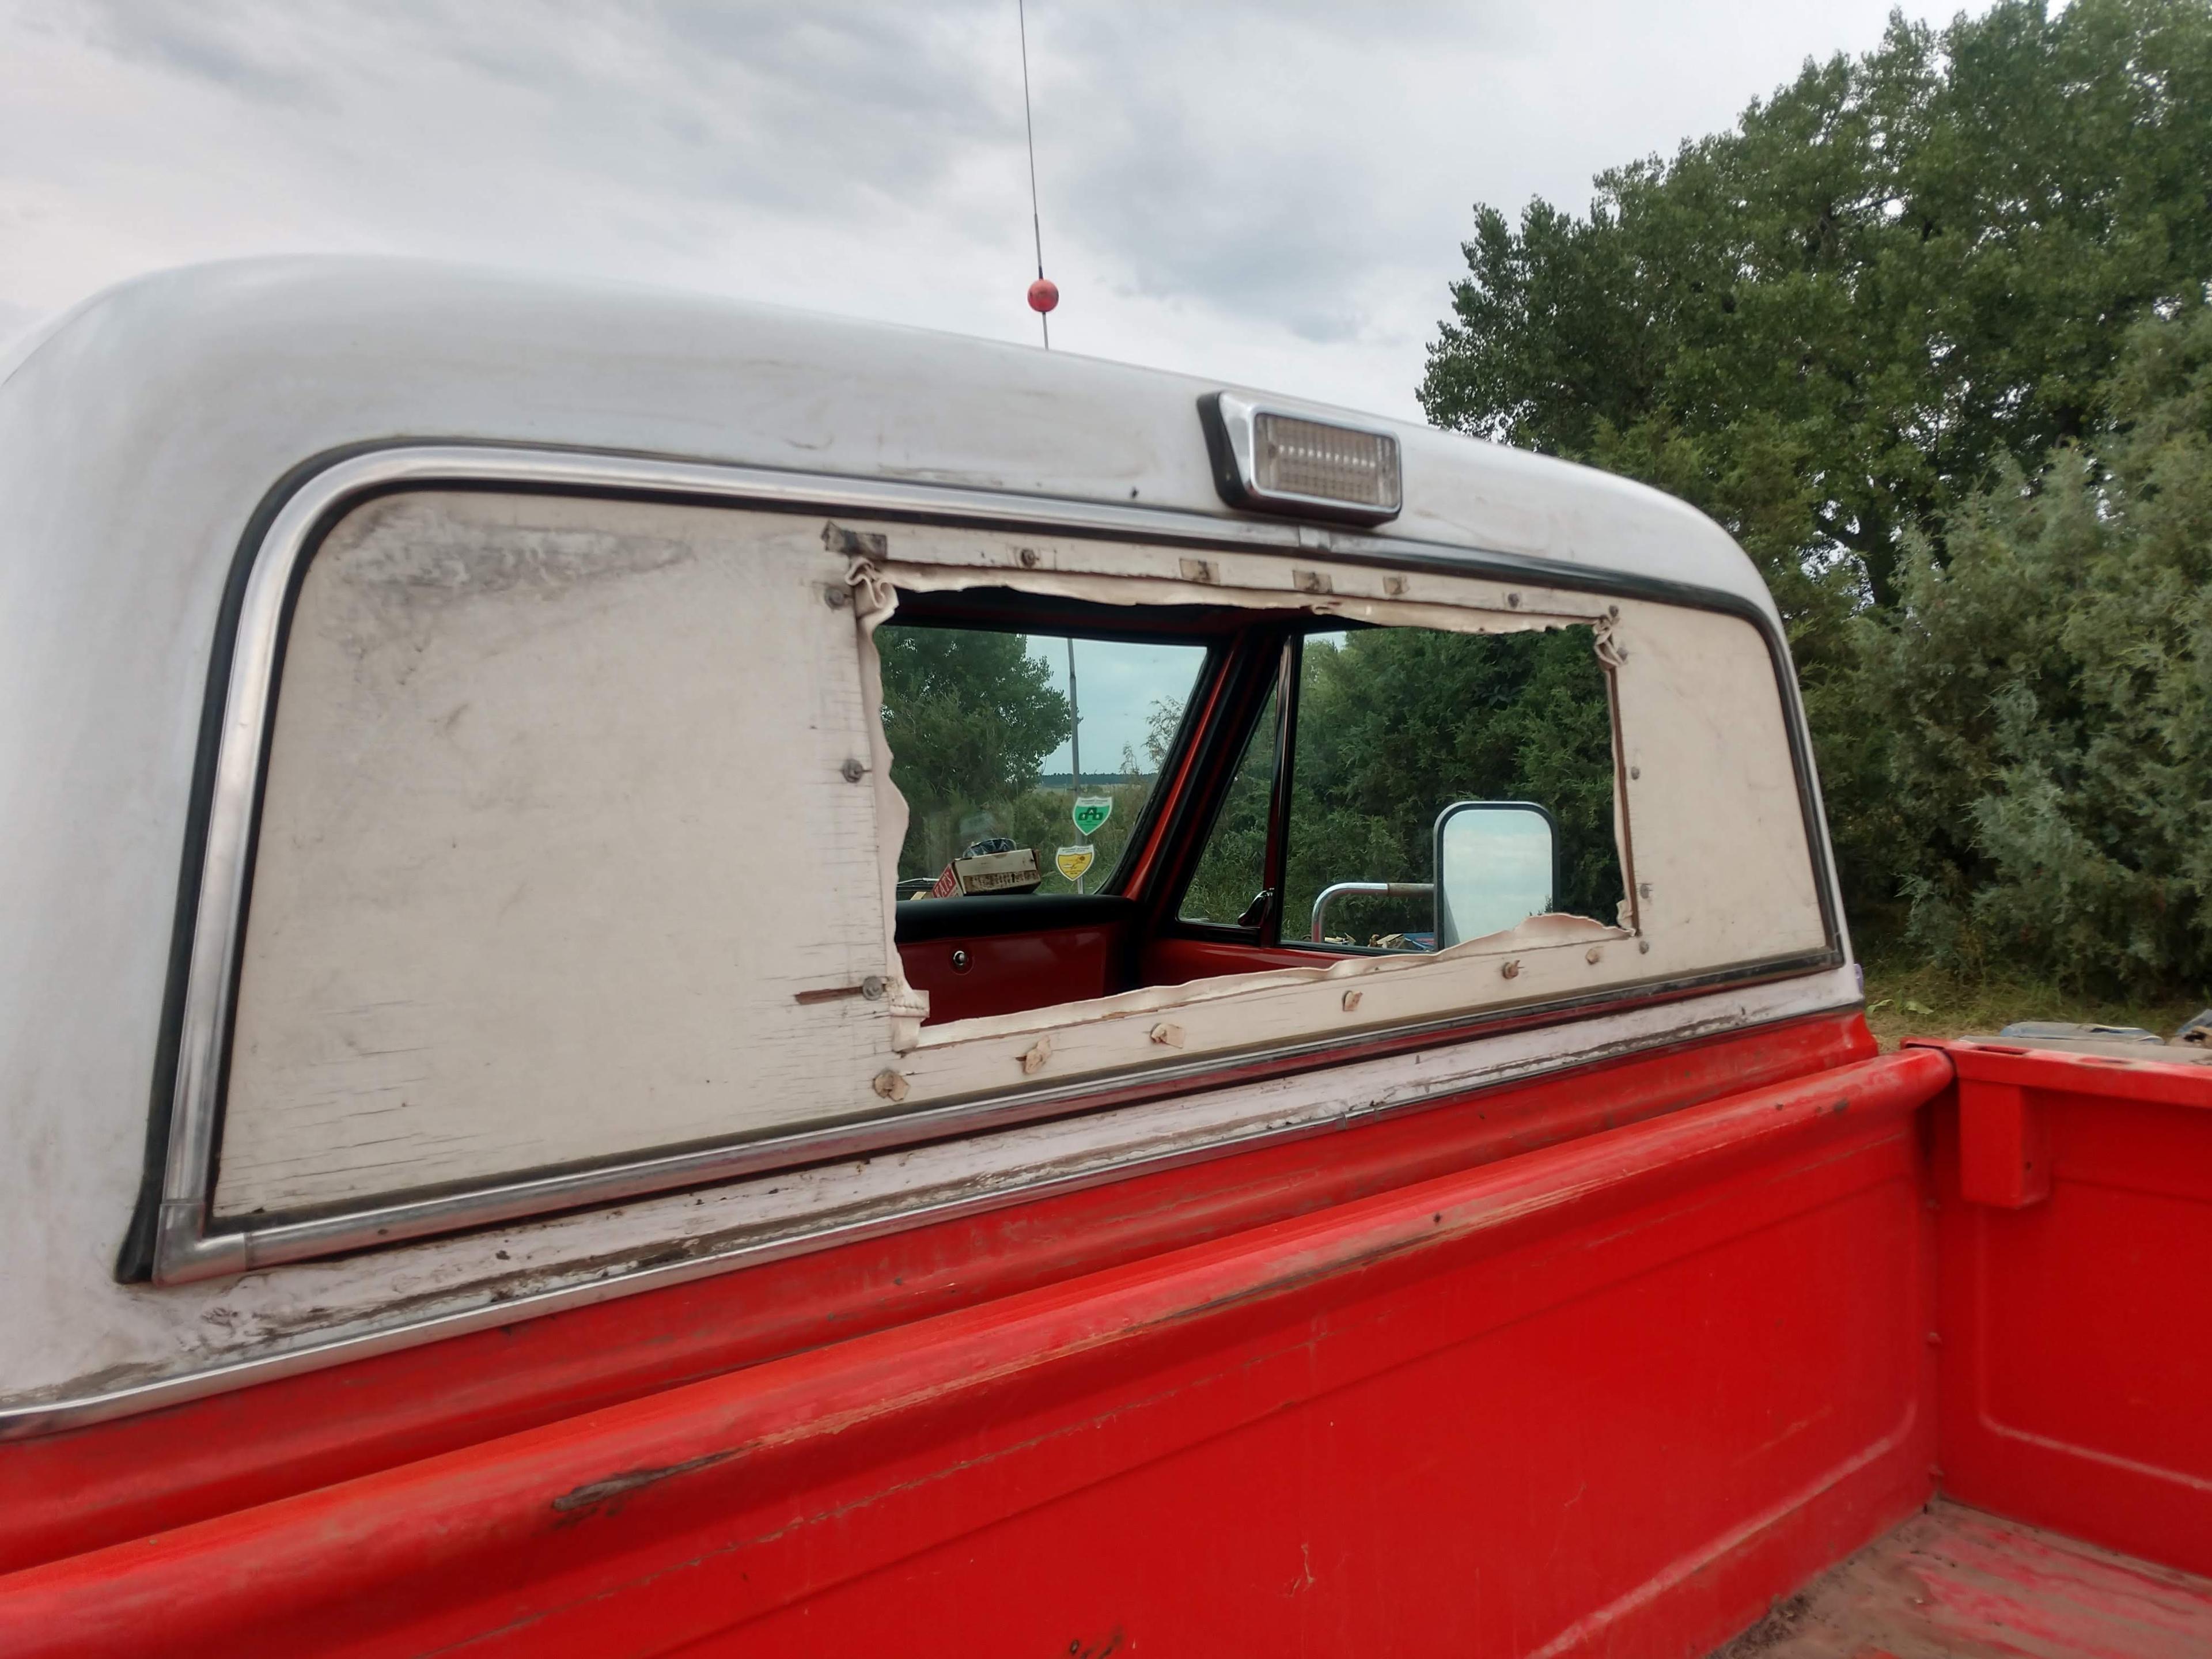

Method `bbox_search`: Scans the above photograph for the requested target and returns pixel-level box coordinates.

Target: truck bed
[1717,1501,2212,1659]
[7,1037,2208,1656]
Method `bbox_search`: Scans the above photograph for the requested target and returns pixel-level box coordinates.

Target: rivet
[1629,765,1641,780]
[1638,882,1653,900]
[1342,988,1363,1012]
[1500,959,1522,980]
[949,949,971,973]
[1585,946,1603,964]
[823,584,853,609]
[1506,592,1521,608]
[871,1070,910,1102]
[840,757,867,783]
[1017,547,1041,569]
[1638,939,1651,955]
[860,975,886,1000]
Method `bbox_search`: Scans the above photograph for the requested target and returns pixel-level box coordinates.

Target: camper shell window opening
[1278,621,1624,953]
[1166,619,1624,956]
[877,584,1633,1034]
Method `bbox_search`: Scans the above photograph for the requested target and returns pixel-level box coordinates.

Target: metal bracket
[1958,1080,2051,1208]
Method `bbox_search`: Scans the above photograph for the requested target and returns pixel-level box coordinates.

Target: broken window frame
[126,456,1843,1292]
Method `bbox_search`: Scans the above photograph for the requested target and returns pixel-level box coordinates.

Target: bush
[1835,309,2212,994]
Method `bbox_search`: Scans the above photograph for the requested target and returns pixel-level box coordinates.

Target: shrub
[1840,309,2212,993]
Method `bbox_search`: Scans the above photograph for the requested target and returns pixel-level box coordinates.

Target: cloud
[2,0,1978,418]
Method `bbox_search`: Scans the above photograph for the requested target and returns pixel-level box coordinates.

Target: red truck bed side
[6,1031,2211,1657]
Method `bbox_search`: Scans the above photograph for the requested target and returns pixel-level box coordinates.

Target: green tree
[1285,628,1621,940]
[1851,307,2212,993]
[877,626,1068,878]
[1421,0,2212,960]
[1420,0,2212,625]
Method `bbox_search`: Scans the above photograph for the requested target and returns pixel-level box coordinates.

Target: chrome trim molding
[34,964,1864,1441]
[1308,881,1435,944]
[140,442,1851,1289]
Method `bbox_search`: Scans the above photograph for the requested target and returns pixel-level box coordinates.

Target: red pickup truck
[1,260,2206,1656]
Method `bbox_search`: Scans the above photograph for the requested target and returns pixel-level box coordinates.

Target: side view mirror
[1434,800,1558,949]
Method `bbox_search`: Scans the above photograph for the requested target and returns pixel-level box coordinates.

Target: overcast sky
[5,0,1979,419]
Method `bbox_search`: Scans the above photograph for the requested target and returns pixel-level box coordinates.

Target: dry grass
[1858,955,2207,1053]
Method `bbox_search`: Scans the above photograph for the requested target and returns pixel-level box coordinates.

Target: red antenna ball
[1027,277,1060,314]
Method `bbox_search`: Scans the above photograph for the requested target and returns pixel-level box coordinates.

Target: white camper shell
[0,260,1853,1436]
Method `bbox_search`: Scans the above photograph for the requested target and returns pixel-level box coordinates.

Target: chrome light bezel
[1199,392,1403,525]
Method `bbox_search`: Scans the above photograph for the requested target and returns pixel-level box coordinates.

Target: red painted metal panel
[0,1011,1873,1577]
[0,1050,1946,1658]
[1957,1080,2051,1208]
[899,921,1120,1024]
[1924,1039,2212,1578]
[1142,933,1353,986]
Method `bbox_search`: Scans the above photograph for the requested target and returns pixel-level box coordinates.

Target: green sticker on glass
[1071,795,1113,838]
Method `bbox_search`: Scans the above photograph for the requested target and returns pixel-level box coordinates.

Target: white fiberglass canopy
[0,258,1836,1437]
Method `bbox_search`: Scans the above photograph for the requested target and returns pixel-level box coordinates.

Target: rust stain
[820,522,888,559]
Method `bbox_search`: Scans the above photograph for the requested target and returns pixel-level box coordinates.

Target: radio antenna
[1018,0,1057,347]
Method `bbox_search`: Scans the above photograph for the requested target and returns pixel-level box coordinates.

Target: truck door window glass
[1179,685,1279,926]
[879,623,1206,899]
[1283,625,1623,950]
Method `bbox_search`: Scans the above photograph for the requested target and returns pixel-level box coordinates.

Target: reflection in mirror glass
[1435,802,1555,948]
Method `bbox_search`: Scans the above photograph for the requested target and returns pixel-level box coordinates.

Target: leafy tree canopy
[1839,306,2212,991]
[1419,0,2212,627]
[1285,627,1622,934]
[877,625,1069,874]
